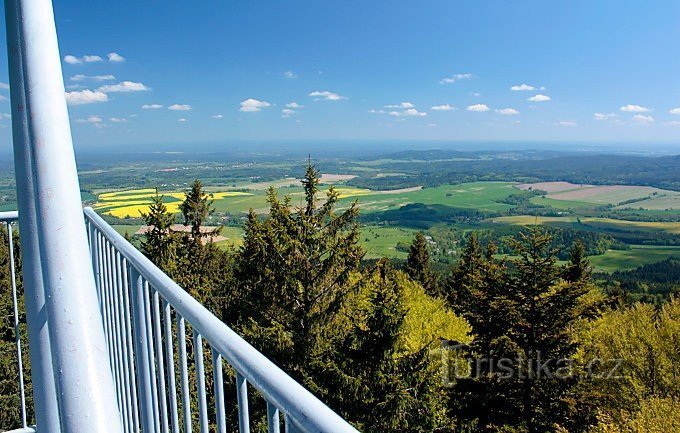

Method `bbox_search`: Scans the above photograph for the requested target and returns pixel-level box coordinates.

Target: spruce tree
[141,193,179,273]
[563,240,590,283]
[312,260,447,432]
[234,163,364,378]
[179,179,221,243]
[405,232,438,296]
[448,227,590,432]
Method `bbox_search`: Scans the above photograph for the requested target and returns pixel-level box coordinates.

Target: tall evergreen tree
[234,163,364,378]
[563,240,590,283]
[448,227,590,432]
[179,179,221,243]
[312,260,448,432]
[405,232,438,296]
[141,193,179,273]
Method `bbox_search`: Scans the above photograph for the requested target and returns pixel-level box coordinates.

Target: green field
[361,226,419,259]
[589,246,680,273]
[492,215,680,234]
[96,181,520,218]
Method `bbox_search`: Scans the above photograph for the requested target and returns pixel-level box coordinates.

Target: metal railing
[3,0,359,430]
[3,208,359,433]
[84,207,359,433]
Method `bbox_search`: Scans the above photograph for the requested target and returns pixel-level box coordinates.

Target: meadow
[97,178,680,273]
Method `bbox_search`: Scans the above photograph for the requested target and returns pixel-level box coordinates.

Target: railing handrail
[84,207,359,433]
[0,211,19,222]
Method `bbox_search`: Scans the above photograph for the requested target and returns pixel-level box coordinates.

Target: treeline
[1,165,678,432]
[347,153,680,192]
[595,257,680,304]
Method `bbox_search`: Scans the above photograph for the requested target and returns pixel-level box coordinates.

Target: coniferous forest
[1,165,678,432]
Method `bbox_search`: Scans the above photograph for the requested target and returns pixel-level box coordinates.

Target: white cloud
[282,108,297,118]
[389,108,427,117]
[168,104,192,111]
[212,114,224,119]
[0,82,9,89]
[0,95,6,101]
[664,120,680,126]
[431,104,455,111]
[83,55,103,63]
[309,90,346,101]
[76,115,103,124]
[385,102,415,109]
[669,108,680,115]
[527,94,551,102]
[108,52,125,63]
[510,84,535,91]
[239,98,270,112]
[620,104,650,113]
[109,117,127,123]
[64,55,82,64]
[467,103,490,112]
[594,112,617,121]
[555,120,577,126]
[70,74,115,82]
[97,81,149,93]
[440,73,474,84]
[284,71,297,79]
[177,118,188,122]
[65,90,108,105]
[369,109,386,114]
[286,102,304,108]
[497,108,520,115]
[632,114,654,123]
[142,104,163,109]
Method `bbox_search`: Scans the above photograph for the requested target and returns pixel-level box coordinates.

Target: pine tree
[234,162,364,377]
[448,227,590,432]
[141,193,179,273]
[312,260,447,432]
[405,232,438,297]
[563,240,590,283]
[179,179,221,243]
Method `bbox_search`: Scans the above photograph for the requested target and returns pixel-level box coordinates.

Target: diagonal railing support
[4,0,124,432]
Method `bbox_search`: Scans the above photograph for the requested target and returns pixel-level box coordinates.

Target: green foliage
[405,232,438,296]
[140,193,180,272]
[0,227,33,431]
[180,179,221,242]
[446,228,591,432]
[234,163,363,376]
[310,260,451,432]
[575,298,680,427]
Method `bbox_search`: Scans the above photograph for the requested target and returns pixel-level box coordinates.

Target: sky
[0,0,679,150]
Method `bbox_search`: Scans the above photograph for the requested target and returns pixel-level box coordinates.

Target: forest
[0,165,678,432]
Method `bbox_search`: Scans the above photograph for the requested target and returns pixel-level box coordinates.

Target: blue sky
[0,0,679,150]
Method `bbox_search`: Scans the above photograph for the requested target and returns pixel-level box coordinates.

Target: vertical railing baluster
[267,403,280,433]
[177,316,192,433]
[130,268,157,433]
[111,247,130,432]
[105,240,125,424]
[143,281,162,433]
[114,252,135,433]
[284,414,302,433]
[122,258,141,433]
[193,331,209,433]
[163,300,180,433]
[236,372,250,433]
[212,350,226,433]
[153,291,170,433]
[7,222,27,428]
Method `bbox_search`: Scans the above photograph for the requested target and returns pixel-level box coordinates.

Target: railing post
[130,268,157,433]
[6,0,124,431]
[3,1,60,431]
